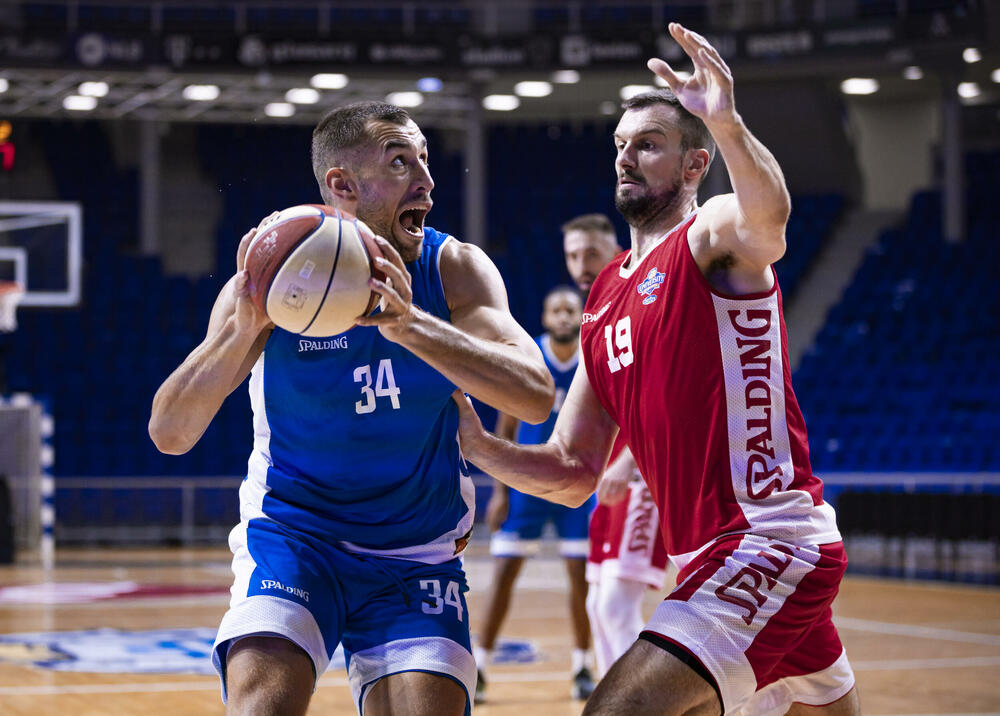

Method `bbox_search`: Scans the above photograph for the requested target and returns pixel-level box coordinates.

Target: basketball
[244,204,385,336]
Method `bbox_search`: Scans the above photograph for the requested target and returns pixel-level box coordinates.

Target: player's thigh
[225,635,315,716]
[785,686,861,716]
[345,558,475,714]
[364,670,467,716]
[214,520,346,704]
[583,638,721,716]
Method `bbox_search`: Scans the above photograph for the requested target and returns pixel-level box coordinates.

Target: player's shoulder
[434,231,506,311]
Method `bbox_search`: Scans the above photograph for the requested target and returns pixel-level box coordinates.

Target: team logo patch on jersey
[637,268,666,305]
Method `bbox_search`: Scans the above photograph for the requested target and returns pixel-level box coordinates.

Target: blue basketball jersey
[516,334,578,445]
[243,227,474,563]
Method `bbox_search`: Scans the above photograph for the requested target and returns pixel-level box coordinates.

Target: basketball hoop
[0,281,24,333]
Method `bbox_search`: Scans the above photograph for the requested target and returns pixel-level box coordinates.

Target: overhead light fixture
[310,73,348,90]
[183,84,220,101]
[620,84,656,100]
[78,81,109,97]
[991,68,1000,84]
[416,77,442,93]
[840,78,879,95]
[963,47,981,64]
[514,80,553,98]
[386,91,423,108]
[902,66,923,81]
[264,102,295,118]
[599,101,618,115]
[958,82,980,99]
[0,78,7,93]
[63,95,97,111]
[482,94,519,111]
[286,88,320,104]
[551,70,580,84]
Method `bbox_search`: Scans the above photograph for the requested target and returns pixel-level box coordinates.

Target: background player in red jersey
[454,22,860,716]
[563,214,670,678]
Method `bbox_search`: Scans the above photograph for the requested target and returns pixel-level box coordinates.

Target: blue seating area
[796,151,1000,472]
[1,120,843,484]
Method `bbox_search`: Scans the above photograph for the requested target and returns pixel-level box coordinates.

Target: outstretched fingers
[647,57,683,92]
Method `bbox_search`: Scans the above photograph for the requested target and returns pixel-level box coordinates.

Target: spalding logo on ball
[244,205,386,336]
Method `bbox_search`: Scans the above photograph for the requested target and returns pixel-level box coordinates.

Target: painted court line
[835,616,1000,646]
[3,656,999,697]
[852,656,1000,670]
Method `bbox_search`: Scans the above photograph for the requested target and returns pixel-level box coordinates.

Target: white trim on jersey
[710,291,840,547]
[244,355,273,522]
[540,333,579,373]
[618,209,698,279]
[436,234,453,299]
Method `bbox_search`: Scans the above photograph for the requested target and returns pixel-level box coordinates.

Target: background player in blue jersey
[473,285,597,702]
[148,101,554,716]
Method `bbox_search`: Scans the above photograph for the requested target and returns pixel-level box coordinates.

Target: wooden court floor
[0,545,997,715]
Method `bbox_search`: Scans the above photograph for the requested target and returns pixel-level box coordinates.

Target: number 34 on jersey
[354,358,402,414]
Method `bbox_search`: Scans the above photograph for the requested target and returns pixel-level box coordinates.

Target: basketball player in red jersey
[563,214,670,679]
[454,23,859,716]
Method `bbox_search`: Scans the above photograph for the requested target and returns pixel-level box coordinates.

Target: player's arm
[454,361,617,508]
[148,228,273,455]
[597,445,638,506]
[650,23,790,272]
[357,237,554,424]
[485,411,520,531]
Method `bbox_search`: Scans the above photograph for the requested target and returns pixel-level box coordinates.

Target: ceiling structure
[0,0,996,128]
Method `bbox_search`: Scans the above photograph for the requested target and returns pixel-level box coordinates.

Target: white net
[0,282,24,333]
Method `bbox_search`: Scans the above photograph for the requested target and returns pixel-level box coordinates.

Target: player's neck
[626,197,698,268]
[548,335,579,362]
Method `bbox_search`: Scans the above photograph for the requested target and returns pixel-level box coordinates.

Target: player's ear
[684,148,711,184]
[325,166,357,202]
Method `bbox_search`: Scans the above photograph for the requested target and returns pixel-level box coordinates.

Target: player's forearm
[395,308,555,424]
[149,316,257,455]
[707,116,791,232]
[464,432,599,507]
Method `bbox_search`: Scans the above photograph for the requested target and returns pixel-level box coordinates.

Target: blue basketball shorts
[490,489,596,558]
[212,518,474,714]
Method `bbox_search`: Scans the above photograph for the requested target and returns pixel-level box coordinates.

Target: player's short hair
[545,284,582,305]
[621,89,717,172]
[311,101,411,201]
[560,213,616,237]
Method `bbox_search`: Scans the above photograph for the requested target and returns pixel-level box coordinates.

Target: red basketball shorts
[587,480,669,589]
[642,533,855,715]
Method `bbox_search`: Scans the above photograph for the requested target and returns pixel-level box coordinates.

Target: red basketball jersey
[580,213,840,570]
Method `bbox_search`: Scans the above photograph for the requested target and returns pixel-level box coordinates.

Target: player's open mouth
[398,207,429,238]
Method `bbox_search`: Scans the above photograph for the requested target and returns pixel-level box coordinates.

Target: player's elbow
[520,373,556,425]
[148,417,195,455]
[550,469,600,508]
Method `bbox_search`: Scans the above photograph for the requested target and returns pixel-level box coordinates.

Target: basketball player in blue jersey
[149,101,554,716]
[474,286,597,703]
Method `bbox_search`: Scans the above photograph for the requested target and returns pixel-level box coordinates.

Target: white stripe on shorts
[352,636,475,714]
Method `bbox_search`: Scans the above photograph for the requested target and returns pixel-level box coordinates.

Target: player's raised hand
[648,23,736,126]
[354,235,415,340]
[233,226,273,335]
